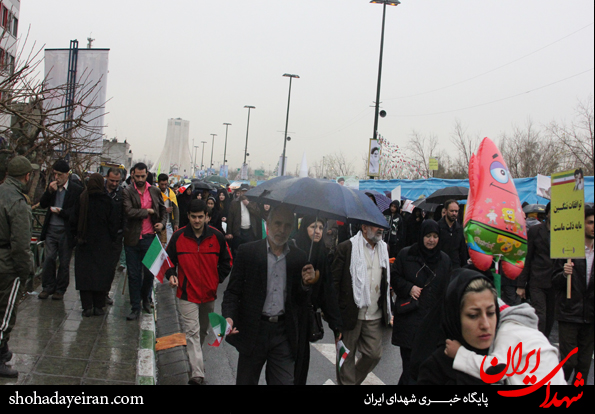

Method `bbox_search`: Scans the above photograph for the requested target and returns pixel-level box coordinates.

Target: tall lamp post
[281,73,299,176]
[209,133,217,172]
[243,106,255,165]
[193,145,199,177]
[222,123,231,166]
[243,106,255,180]
[370,0,399,179]
[200,141,207,171]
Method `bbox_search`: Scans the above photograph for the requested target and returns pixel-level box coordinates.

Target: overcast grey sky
[20,0,594,177]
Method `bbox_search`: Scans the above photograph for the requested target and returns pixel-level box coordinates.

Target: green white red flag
[142,236,174,283]
[336,340,350,370]
[208,312,232,347]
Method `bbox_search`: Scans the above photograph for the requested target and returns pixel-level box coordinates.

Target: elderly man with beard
[222,204,316,385]
[332,223,392,385]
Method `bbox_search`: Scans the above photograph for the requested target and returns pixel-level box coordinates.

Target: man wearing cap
[0,156,38,377]
[38,159,83,300]
[226,184,261,255]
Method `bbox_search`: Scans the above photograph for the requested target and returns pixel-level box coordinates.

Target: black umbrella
[522,204,547,214]
[191,181,213,191]
[412,197,439,213]
[245,176,389,229]
[425,186,469,205]
[205,175,230,185]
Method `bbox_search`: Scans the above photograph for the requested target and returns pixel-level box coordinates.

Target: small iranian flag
[142,236,174,283]
[336,340,350,370]
[551,171,575,186]
[208,312,232,347]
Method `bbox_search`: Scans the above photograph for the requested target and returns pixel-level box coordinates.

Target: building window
[12,16,17,36]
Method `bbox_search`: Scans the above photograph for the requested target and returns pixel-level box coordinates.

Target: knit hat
[52,159,70,173]
[7,156,39,177]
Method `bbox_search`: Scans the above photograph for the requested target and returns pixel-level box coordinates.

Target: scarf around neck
[349,230,390,311]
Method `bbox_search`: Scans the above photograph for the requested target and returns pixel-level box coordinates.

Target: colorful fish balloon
[463,137,527,280]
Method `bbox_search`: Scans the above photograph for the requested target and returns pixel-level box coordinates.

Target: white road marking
[311,343,385,385]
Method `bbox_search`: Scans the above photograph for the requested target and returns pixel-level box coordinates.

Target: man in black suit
[517,202,555,337]
[38,159,83,300]
[222,204,316,385]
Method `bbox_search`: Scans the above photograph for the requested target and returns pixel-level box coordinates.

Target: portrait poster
[336,176,359,190]
[550,169,585,259]
[367,139,380,177]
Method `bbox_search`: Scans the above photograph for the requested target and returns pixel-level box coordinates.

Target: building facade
[0,0,19,133]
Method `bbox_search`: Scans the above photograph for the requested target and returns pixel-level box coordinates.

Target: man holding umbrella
[222,204,316,385]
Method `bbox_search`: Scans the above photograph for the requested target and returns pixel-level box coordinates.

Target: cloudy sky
[19,0,594,177]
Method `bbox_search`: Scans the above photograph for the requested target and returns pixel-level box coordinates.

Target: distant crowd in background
[0,160,592,388]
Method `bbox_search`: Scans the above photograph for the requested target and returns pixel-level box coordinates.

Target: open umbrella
[412,197,439,213]
[425,186,469,205]
[363,190,392,213]
[206,175,230,185]
[245,176,389,229]
[191,180,213,191]
[522,204,546,214]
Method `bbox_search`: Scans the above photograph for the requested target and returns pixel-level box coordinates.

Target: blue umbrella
[363,189,392,213]
[245,176,389,229]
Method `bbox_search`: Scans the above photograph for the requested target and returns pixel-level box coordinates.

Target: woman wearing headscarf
[391,219,451,385]
[71,173,119,317]
[177,185,193,229]
[206,196,224,234]
[293,215,343,385]
[216,188,231,223]
[404,207,424,247]
[417,269,500,385]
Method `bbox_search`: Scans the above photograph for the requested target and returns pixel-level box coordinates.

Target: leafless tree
[449,119,480,178]
[1,28,108,198]
[499,119,563,178]
[545,97,594,175]
[406,130,441,179]
[324,151,357,178]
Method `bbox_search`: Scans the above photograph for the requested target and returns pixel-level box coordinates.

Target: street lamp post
[370,0,399,179]
[223,123,231,166]
[210,134,217,171]
[200,141,207,170]
[243,106,255,165]
[281,73,299,176]
[193,145,199,177]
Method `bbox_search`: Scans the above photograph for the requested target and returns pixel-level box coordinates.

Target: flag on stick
[208,313,232,347]
[336,340,350,371]
[142,236,174,283]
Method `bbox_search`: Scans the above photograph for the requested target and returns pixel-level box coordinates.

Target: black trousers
[236,320,294,385]
[0,274,22,349]
[41,226,73,294]
[558,321,594,382]
[528,286,556,338]
[398,347,413,385]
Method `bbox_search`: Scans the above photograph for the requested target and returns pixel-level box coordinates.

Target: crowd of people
[0,158,592,388]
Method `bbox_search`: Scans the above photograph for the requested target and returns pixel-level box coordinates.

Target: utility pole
[223,123,231,166]
[210,134,217,171]
[201,141,207,170]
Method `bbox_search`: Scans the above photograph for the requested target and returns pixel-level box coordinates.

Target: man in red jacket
[166,199,232,385]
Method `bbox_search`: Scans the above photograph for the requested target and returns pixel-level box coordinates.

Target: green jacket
[0,176,33,278]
